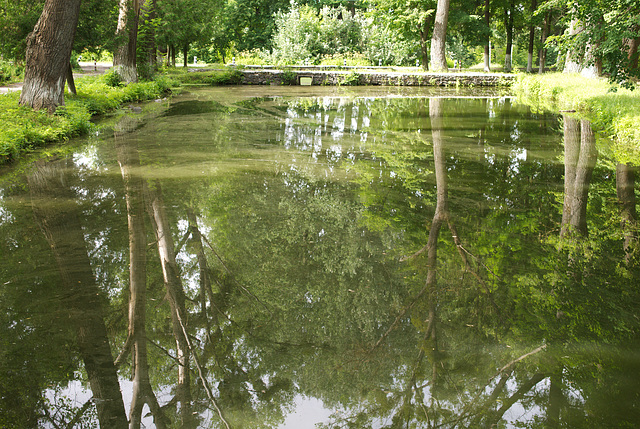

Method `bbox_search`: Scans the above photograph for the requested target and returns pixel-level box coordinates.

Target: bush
[103,69,123,88]
[0,61,24,84]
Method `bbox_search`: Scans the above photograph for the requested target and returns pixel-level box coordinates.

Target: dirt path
[0,61,112,94]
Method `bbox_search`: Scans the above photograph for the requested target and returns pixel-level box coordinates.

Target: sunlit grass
[514,73,640,164]
[0,74,174,164]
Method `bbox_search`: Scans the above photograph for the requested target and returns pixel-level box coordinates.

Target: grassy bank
[0,67,247,164]
[514,73,640,164]
[0,72,177,163]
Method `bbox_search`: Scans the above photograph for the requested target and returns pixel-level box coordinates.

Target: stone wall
[239,69,515,87]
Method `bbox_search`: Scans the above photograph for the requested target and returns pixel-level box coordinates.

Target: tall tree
[503,0,515,72]
[18,0,82,112]
[113,0,140,83]
[483,0,491,71]
[526,0,537,72]
[369,0,437,69]
[430,0,451,71]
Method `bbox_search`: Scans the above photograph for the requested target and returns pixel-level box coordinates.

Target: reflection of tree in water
[2,93,640,428]
[28,159,129,428]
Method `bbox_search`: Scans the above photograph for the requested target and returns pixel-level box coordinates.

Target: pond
[1,86,639,428]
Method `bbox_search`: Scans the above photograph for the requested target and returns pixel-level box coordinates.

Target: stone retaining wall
[239,69,514,87]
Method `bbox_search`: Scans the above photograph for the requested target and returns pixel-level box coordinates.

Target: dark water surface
[1,86,639,428]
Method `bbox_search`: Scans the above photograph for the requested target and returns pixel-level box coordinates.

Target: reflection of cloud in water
[282,396,333,428]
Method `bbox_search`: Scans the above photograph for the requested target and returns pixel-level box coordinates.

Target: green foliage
[339,70,361,85]
[280,68,297,85]
[548,0,640,87]
[103,69,123,88]
[162,68,243,86]
[270,4,368,65]
[0,60,24,84]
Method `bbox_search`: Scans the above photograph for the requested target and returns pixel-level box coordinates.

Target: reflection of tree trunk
[28,159,128,428]
[426,98,448,342]
[115,135,167,429]
[484,373,546,427]
[146,182,193,424]
[617,164,637,259]
[547,367,563,428]
[561,117,597,237]
[187,207,216,337]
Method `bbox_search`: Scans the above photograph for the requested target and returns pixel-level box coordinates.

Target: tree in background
[368,0,437,69]
[227,0,290,52]
[270,4,366,64]
[156,0,219,67]
[555,0,640,84]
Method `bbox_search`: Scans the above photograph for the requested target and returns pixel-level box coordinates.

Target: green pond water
[1,86,639,428]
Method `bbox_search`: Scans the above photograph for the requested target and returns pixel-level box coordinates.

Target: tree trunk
[138,0,157,79]
[113,0,139,83]
[147,183,193,424]
[561,117,598,237]
[538,12,550,74]
[19,0,82,112]
[526,0,537,72]
[418,16,432,71]
[430,0,450,72]
[183,44,189,68]
[66,61,76,95]
[629,36,640,70]
[563,18,583,73]
[115,125,168,429]
[29,159,128,428]
[504,0,514,72]
[616,163,637,259]
[483,0,491,71]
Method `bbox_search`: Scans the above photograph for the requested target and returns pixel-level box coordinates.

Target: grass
[513,73,640,164]
[0,72,176,163]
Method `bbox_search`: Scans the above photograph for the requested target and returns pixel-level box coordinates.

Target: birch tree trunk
[19,0,82,112]
[430,0,450,72]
